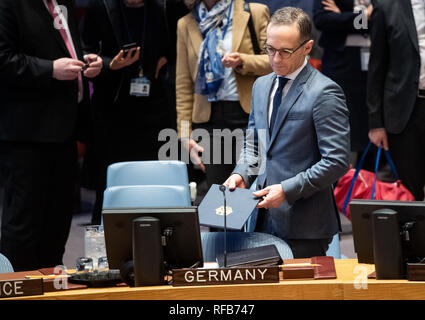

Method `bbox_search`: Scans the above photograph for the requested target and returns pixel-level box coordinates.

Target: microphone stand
[219,185,227,268]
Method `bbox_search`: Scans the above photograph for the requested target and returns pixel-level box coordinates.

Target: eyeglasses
[263,39,310,59]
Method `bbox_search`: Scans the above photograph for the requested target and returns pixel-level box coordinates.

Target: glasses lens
[264,46,275,56]
[264,46,292,59]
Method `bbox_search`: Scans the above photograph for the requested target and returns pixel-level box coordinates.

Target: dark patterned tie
[269,76,289,134]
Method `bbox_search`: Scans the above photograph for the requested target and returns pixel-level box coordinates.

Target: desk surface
[5,260,425,300]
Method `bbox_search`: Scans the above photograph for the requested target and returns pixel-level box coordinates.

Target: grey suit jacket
[233,63,350,239]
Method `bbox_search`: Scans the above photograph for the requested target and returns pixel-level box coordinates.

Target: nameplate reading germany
[172,266,280,287]
[0,278,43,299]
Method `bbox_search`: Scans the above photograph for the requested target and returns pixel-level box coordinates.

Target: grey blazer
[233,63,350,240]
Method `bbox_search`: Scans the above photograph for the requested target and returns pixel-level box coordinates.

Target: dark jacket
[367,0,420,134]
[314,0,368,51]
[80,0,170,109]
[0,0,89,143]
[313,0,371,151]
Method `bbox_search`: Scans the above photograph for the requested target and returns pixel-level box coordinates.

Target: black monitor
[102,206,204,272]
[350,199,425,264]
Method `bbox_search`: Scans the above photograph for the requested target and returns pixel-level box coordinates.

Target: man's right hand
[368,128,389,150]
[109,47,140,71]
[223,174,246,190]
[53,58,85,80]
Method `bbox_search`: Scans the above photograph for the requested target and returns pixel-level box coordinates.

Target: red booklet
[280,256,337,280]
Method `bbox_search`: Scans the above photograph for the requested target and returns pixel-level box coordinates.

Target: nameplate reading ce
[172,266,280,287]
[0,278,43,299]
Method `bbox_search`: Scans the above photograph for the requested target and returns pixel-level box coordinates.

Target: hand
[222,52,243,69]
[368,128,389,150]
[109,47,140,71]
[223,174,246,190]
[182,138,206,173]
[366,4,373,20]
[253,184,286,209]
[322,0,341,13]
[82,54,103,78]
[155,56,168,79]
[52,58,85,80]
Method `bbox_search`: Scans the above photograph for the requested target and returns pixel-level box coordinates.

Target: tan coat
[176,0,272,138]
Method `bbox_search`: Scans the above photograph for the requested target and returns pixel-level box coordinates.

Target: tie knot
[278,76,289,90]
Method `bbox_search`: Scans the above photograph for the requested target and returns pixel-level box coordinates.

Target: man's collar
[279,58,308,81]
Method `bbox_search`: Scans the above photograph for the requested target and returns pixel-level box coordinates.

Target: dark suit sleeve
[313,0,364,33]
[366,2,387,129]
[79,5,113,72]
[0,0,53,88]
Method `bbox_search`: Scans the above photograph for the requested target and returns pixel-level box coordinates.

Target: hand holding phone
[122,42,138,58]
[110,45,140,71]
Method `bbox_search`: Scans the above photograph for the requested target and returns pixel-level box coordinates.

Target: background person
[0,0,101,271]
[367,0,425,201]
[80,0,172,224]
[176,0,272,188]
[314,0,374,169]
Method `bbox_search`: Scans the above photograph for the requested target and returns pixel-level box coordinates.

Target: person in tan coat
[176,0,271,187]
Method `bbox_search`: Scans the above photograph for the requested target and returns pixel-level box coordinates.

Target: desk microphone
[219,185,227,268]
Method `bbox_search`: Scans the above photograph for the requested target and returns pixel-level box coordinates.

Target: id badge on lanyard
[130,67,150,97]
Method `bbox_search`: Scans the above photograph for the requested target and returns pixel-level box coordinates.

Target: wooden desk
[5,260,425,300]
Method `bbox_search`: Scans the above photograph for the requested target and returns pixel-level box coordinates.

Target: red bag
[334,144,415,220]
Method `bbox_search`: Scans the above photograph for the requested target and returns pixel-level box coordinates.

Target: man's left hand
[253,184,286,209]
[82,54,103,78]
[222,52,243,69]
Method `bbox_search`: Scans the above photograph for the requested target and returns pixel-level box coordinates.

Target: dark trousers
[285,238,333,259]
[0,141,77,271]
[255,208,333,258]
[388,97,425,201]
[193,100,249,187]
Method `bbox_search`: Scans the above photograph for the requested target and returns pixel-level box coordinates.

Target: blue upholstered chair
[326,233,346,259]
[201,232,294,262]
[106,160,190,199]
[102,185,191,209]
[0,253,14,273]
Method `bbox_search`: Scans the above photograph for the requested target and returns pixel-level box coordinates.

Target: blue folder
[198,184,260,230]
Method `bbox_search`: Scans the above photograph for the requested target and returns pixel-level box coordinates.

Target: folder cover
[198,184,260,230]
[216,245,282,267]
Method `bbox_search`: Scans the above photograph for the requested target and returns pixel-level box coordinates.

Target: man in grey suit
[224,7,350,258]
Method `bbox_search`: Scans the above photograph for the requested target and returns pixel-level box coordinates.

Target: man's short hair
[269,7,312,42]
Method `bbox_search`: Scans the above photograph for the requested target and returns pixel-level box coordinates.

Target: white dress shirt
[411,0,425,90]
[268,59,308,127]
[214,1,239,101]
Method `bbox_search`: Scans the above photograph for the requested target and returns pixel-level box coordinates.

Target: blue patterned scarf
[194,0,233,101]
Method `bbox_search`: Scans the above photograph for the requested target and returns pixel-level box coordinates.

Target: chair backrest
[0,253,14,273]
[326,233,342,259]
[106,160,189,189]
[102,185,191,209]
[201,232,293,262]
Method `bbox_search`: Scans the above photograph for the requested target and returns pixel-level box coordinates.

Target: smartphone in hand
[122,42,138,58]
